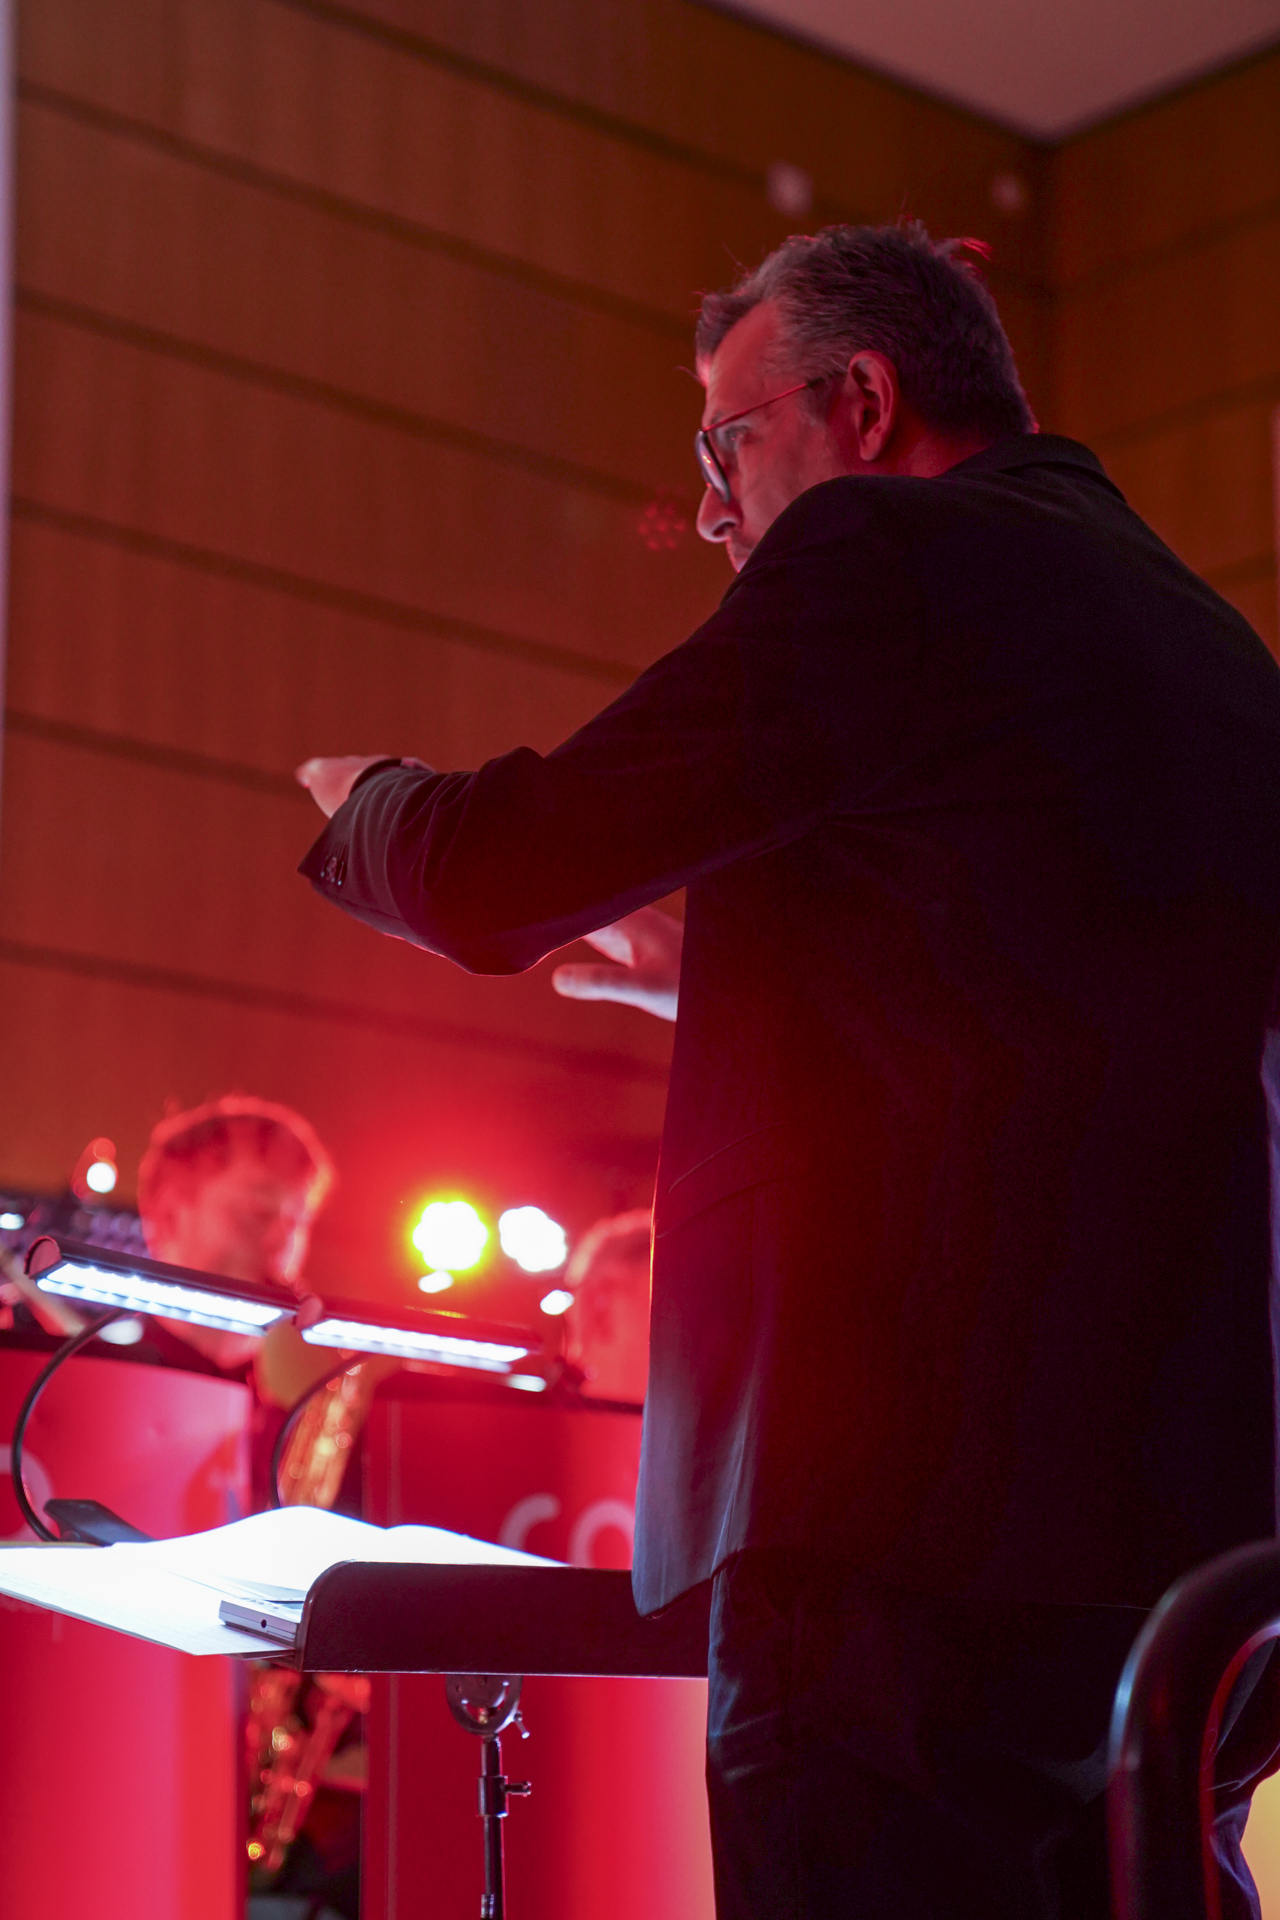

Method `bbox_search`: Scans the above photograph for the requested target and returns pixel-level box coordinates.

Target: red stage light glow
[637,493,689,551]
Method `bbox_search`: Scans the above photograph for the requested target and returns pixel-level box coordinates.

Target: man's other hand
[552,907,683,1023]
[292,1291,325,1332]
[296,755,391,818]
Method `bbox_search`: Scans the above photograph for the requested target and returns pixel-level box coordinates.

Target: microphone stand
[445,1674,531,1920]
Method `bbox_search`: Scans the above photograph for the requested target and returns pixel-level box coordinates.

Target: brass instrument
[246,1359,395,1877]
[276,1359,390,1510]
[246,1667,371,1873]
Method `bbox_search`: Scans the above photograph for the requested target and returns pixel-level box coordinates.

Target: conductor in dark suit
[296,223,1280,1918]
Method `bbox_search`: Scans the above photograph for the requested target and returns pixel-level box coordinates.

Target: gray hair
[696,221,1035,443]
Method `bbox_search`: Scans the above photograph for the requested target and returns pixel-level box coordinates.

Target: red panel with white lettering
[361,1379,713,1920]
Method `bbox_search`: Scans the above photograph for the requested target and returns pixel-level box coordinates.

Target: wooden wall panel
[12,308,719,671]
[14,0,844,327]
[0,731,679,1076]
[1098,395,1278,649]
[1052,45,1280,291]
[15,95,705,500]
[1050,51,1280,658]
[17,92,1054,497]
[17,0,1050,398]
[5,521,618,771]
[0,959,668,1296]
[1055,217,1280,446]
[1218,571,1280,655]
[342,0,1050,282]
[1099,396,1277,579]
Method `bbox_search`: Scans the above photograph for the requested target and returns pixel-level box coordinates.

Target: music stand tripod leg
[446,1676,531,1920]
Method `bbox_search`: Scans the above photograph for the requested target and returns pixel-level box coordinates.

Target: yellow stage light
[410,1199,489,1273]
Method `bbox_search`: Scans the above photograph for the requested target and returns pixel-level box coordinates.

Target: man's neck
[868,424,995,481]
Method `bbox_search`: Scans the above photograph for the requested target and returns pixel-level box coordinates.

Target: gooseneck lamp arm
[10,1308,126,1539]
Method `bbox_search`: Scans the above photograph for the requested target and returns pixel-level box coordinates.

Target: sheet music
[0,1506,558,1657]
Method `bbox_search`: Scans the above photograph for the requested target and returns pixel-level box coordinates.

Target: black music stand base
[446,1675,531,1920]
[290,1563,711,1916]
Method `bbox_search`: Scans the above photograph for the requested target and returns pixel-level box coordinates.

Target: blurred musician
[140,1096,370,1908]
[555,914,675,1415]
[1,1096,350,1489]
[137,1093,336,1417]
[563,1209,653,1406]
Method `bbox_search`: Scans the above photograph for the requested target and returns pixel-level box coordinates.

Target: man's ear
[844,352,901,464]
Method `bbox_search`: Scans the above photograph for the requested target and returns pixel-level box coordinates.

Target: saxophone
[246,1359,394,1874]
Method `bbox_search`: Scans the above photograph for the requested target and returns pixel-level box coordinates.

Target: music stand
[0,1538,710,1920]
[295,1562,709,1920]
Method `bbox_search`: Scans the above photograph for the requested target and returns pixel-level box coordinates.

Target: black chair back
[1108,1540,1280,1920]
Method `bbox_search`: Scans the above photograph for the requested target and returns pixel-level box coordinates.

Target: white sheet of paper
[0,1506,558,1657]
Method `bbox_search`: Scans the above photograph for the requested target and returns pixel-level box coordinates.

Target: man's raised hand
[296,755,391,817]
[552,906,683,1023]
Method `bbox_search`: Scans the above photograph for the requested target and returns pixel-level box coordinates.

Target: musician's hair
[696,220,1035,442]
[137,1094,334,1219]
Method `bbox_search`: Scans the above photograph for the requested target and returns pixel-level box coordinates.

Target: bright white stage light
[411,1201,488,1272]
[0,1212,24,1230]
[506,1374,547,1393]
[417,1270,454,1295]
[84,1160,117,1195]
[499,1206,568,1273]
[302,1316,529,1372]
[539,1288,574,1316]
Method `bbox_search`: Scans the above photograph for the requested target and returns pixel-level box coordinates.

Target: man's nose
[697,484,739,545]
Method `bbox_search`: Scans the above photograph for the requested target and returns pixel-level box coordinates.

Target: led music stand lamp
[23,1234,300,1334]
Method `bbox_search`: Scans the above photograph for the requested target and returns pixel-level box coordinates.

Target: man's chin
[727,537,754,572]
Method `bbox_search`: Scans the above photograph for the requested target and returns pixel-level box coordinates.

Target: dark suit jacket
[301,435,1280,1614]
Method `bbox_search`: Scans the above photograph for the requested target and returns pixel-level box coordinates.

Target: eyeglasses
[695,374,834,504]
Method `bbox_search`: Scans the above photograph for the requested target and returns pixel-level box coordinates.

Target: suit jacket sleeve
[298,481,924,973]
